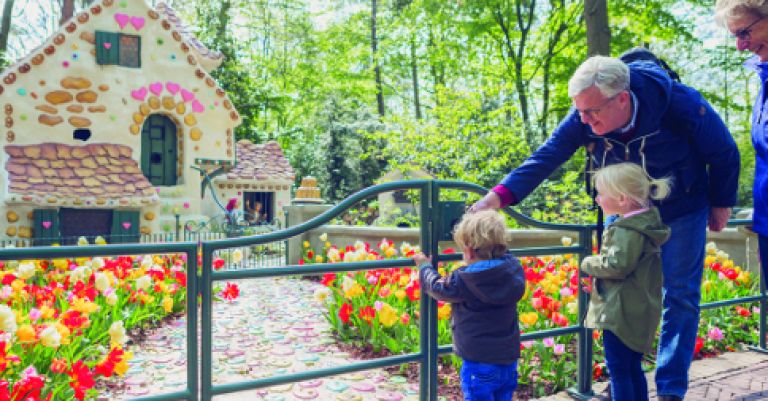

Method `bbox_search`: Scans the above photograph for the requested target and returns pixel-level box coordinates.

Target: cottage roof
[226,140,294,182]
[3,143,158,207]
[0,0,240,127]
[155,2,225,71]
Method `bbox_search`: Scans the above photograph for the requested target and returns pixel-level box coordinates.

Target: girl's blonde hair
[453,210,508,260]
[593,163,671,207]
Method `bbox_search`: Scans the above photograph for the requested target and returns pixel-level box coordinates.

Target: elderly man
[471,54,740,401]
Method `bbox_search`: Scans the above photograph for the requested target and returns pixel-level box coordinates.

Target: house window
[95,31,141,68]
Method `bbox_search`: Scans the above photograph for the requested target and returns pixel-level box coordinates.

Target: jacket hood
[456,253,525,305]
[613,207,670,246]
[603,61,673,139]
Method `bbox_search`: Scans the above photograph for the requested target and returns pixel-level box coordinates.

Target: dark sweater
[419,252,526,364]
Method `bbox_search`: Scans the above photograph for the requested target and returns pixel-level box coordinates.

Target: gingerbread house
[206,140,294,228]
[0,0,241,244]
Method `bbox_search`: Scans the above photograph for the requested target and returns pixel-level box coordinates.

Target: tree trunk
[371,0,385,117]
[60,0,75,26]
[409,38,421,120]
[0,0,15,56]
[584,0,610,56]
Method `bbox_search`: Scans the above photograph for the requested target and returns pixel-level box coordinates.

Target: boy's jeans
[604,330,648,401]
[655,207,708,398]
[759,234,768,290]
[460,359,518,401]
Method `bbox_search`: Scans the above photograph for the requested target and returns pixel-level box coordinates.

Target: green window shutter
[110,210,140,244]
[33,209,60,246]
[95,31,120,65]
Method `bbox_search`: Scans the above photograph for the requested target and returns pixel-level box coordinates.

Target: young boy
[413,210,526,401]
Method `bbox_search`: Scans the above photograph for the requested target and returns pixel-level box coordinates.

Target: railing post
[200,242,213,401]
[573,226,594,397]
[419,181,439,401]
[186,245,200,401]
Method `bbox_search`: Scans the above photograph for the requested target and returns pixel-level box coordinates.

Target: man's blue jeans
[460,359,518,401]
[655,207,708,398]
[604,330,648,401]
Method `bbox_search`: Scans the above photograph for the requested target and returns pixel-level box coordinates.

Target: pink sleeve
[492,185,517,207]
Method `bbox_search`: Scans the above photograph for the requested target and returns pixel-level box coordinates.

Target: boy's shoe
[657,396,683,401]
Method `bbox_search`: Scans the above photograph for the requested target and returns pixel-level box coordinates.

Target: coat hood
[613,207,670,247]
[456,253,525,305]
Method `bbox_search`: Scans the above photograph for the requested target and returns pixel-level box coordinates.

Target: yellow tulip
[519,312,538,326]
[437,304,452,320]
[378,303,399,327]
[162,296,173,313]
[16,324,35,343]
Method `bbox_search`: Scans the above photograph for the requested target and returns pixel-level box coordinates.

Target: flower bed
[304,235,761,397]
[0,238,244,401]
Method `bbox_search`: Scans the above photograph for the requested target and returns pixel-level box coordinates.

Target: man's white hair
[568,56,630,98]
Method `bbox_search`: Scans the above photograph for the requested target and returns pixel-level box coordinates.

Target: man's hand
[467,191,502,213]
[708,207,732,232]
[412,252,432,267]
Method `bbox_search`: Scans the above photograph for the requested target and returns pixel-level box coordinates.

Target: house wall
[0,0,241,240]
[204,179,292,229]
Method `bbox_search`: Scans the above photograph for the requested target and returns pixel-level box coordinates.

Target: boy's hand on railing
[412,252,432,267]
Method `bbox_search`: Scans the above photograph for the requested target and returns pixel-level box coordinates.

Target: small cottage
[1,0,241,244]
[205,140,294,228]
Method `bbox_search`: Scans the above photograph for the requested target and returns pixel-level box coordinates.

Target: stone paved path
[103,276,419,401]
[531,350,768,401]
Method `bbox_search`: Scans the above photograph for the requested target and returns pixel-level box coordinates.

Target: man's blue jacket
[498,61,740,222]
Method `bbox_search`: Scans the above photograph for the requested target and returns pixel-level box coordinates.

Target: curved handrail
[203,179,587,251]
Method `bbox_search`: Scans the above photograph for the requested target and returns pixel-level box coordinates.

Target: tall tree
[371,0,385,117]
[584,0,610,56]
[0,0,15,61]
[60,0,74,25]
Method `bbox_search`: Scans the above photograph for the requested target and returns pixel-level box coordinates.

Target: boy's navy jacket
[499,61,740,222]
[419,253,525,365]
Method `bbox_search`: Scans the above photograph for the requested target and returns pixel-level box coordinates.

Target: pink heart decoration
[130,87,147,101]
[191,100,205,113]
[166,82,180,95]
[114,13,130,29]
[130,16,145,31]
[103,42,112,50]
[42,221,52,229]
[149,82,163,96]
[180,89,195,103]
[122,222,132,230]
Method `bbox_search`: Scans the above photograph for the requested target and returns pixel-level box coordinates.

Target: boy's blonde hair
[593,163,671,207]
[453,210,508,260]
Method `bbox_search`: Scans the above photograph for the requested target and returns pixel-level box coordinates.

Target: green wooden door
[110,210,140,243]
[140,114,177,186]
[33,209,60,246]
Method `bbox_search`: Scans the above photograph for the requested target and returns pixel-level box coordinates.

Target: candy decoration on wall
[114,13,130,29]
[130,17,145,31]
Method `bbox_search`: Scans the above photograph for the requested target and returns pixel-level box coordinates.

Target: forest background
[0,0,754,224]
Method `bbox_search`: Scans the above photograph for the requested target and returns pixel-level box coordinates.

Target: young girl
[581,163,671,401]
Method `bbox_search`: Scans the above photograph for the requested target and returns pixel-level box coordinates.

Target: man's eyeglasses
[575,94,620,120]
[733,16,765,41]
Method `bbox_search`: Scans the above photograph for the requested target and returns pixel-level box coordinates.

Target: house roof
[155,2,225,71]
[4,143,158,207]
[225,140,294,182]
[0,0,239,127]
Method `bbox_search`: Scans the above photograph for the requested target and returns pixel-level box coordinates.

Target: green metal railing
[0,179,764,401]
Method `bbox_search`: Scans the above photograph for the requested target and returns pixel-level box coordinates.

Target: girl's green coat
[581,207,671,353]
